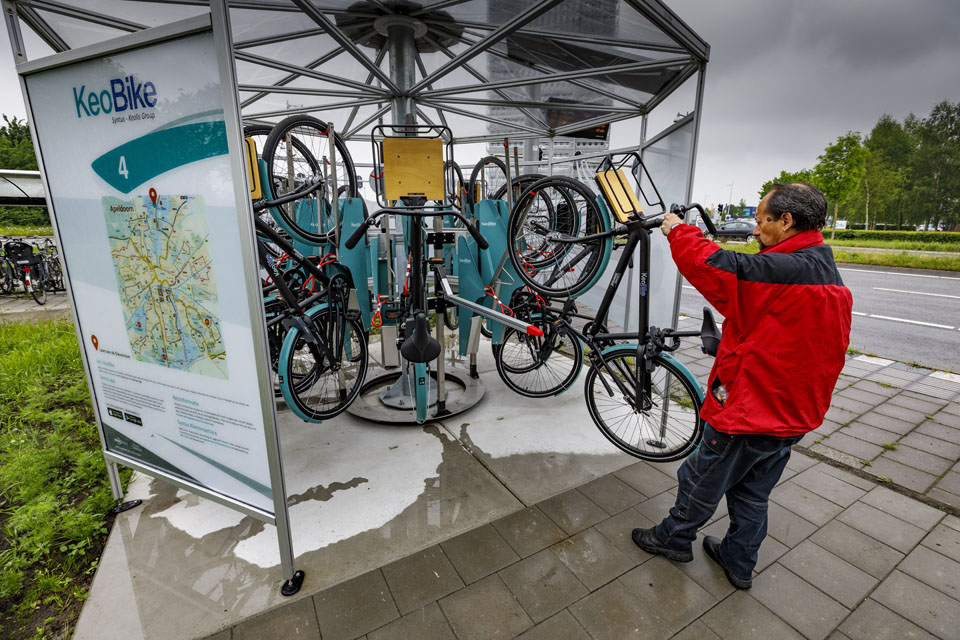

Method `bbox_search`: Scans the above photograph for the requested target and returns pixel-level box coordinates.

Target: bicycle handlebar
[670,202,717,235]
[344,208,489,250]
[252,176,324,212]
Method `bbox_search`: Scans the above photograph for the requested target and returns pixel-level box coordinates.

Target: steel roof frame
[6,0,709,144]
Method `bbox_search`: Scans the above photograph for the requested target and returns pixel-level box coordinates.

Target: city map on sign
[103,192,228,379]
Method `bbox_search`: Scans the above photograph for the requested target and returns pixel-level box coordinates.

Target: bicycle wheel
[584,347,704,461]
[445,160,466,210]
[508,176,608,298]
[262,115,357,244]
[279,306,368,422]
[29,265,46,305]
[0,259,13,294]
[494,323,583,397]
[468,155,508,206]
[46,255,63,291]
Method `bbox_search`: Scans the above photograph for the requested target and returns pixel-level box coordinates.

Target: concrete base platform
[73,343,635,640]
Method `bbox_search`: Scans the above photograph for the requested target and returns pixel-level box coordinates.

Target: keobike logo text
[73,76,157,118]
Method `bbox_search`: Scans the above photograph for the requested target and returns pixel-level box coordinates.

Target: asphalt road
[679,264,960,373]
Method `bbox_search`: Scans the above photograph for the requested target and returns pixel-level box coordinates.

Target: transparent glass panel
[576,118,693,332]
[48,1,205,29]
[33,10,127,49]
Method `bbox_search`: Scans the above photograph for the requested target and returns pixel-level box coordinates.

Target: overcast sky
[1,0,959,206]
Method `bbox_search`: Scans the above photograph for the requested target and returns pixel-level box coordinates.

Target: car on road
[713,219,756,241]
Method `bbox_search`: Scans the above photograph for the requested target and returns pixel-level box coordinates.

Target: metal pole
[386,21,418,129]
[2,0,27,65]
[623,113,648,331]
[671,65,706,327]
[328,124,340,250]
[210,0,299,590]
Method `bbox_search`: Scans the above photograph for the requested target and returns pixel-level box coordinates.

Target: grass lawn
[0,318,129,640]
[0,226,54,237]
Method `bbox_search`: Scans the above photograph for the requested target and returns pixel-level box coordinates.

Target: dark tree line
[760,101,960,231]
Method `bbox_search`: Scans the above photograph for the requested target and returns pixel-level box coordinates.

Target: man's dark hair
[764,182,827,231]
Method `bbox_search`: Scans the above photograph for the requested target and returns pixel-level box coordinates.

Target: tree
[758,169,815,200]
[0,115,38,171]
[814,132,865,237]
[907,101,960,231]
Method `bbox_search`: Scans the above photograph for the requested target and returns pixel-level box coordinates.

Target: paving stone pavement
[216,325,960,640]
[221,456,960,640]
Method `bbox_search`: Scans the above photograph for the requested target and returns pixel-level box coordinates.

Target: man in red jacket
[632,182,852,590]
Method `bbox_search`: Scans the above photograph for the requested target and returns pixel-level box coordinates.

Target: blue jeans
[654,424,802,581]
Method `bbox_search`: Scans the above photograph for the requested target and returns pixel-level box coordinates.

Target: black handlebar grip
[468,221,489,250]
[688,203,717,235]
[344,222,368,249]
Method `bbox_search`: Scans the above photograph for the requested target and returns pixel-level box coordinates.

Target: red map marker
[149,188,158,206]
[91,335,99,350]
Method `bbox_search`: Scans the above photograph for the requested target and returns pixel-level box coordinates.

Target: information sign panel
[20,18,277,516]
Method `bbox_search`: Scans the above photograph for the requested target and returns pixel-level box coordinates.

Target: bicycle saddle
[700,307,721,357]
[401,312,442,363]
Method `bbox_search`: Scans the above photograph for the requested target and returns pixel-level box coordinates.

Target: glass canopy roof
[8,0,708,142]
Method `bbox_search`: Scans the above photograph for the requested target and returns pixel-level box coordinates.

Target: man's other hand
[661,212,683,236]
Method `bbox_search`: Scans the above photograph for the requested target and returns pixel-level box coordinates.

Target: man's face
[753,194,790,250]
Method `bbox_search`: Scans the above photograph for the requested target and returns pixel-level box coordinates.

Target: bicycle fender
[277,303,330,423]
[598,343,705,404]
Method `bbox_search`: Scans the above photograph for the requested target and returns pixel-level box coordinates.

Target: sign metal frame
[12,4,300,590]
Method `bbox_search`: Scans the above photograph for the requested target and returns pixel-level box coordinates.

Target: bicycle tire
[30,265,46,305]
[278,306,368,422]
[491,174,545,202]
[46,255,63,291]
[444,160,466,210]
[508,176,608,298]
[262,115,358,245]
[414,361,428,424]
[443,305,459,331]
[0,259,13,294]
[468,155,508,207]
[584,347,704,461]
[494,323,583,397]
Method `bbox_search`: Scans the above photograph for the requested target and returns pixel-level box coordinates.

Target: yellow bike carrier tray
[596,168,642,223]
[382,137,444,202]
[243,136,262,200]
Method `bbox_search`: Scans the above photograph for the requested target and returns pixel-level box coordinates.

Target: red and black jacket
[667,225,853,437]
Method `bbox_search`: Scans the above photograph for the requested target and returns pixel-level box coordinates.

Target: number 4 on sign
[118,156,129,179]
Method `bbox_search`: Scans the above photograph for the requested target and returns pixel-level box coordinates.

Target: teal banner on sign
[91,121,228,192]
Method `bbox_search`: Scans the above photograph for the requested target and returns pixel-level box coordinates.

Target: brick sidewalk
[222,455,960,640]
[215,320,960,640]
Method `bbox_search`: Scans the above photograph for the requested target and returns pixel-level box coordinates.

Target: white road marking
[873,287,960,300]
[852,311,867,316]
[855,355,895,366]
[869,314,954,330]
[931,371,960,384]
[682,285,696,290]
[840,267,960,281]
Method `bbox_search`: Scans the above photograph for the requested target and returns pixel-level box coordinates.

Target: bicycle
[496,153,721,461]
[2,239,49,305]
[248,151,369,422]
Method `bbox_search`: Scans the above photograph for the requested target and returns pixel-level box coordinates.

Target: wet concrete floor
[73,346,636,640]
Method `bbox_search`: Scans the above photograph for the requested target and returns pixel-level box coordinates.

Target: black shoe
[631,528,693,562]
[702,536,752,589]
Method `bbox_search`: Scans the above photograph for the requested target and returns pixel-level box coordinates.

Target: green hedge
[829,229,960,243]
[0,206,49,227]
